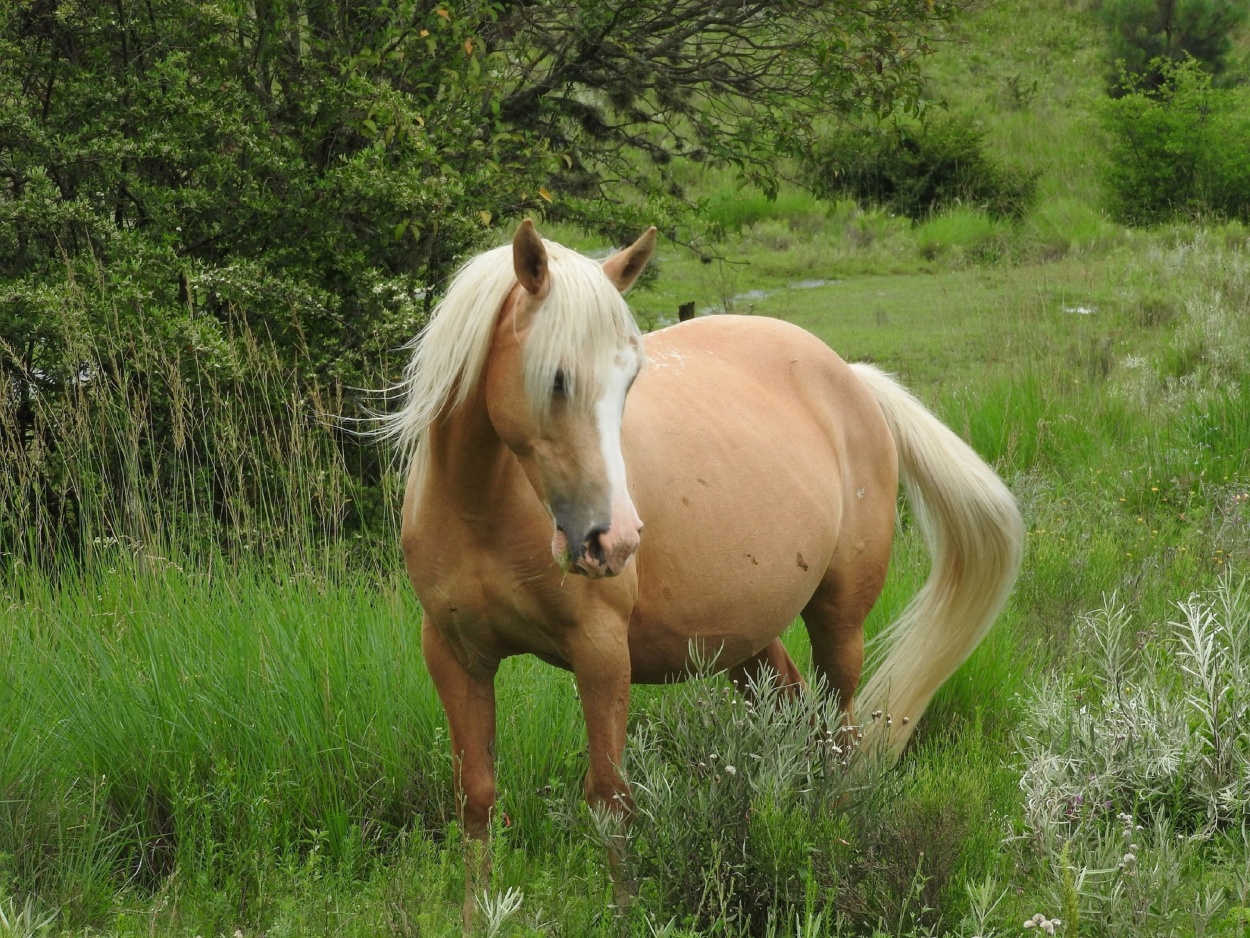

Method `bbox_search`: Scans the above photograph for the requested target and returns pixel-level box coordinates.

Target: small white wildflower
[724,764,736,776]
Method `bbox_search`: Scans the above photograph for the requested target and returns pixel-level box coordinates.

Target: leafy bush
[0,1,540,390]
[1096,0,1249,93]
[809,114,1039,222]
[1100,59,1250,225]
[620,669,862,934]
[583,654,1016,936]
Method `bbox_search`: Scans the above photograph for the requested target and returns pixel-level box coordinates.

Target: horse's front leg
[569,623,635,908]
[422,623,498,931]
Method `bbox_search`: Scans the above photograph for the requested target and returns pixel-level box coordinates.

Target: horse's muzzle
[552,522,641,578]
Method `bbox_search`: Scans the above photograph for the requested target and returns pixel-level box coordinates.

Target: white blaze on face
[587,348,643,573]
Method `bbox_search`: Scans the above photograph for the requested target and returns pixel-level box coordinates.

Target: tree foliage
[1096,0,1249,93]
[1,0,958,383]
[2,0,555,388]
[1100,57,1250,225]
[0,0,958,559]
[808,113,1039,222]
[488,0,959,208]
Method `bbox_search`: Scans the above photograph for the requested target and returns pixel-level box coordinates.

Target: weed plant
[620,664,862,934]
[1012,575,1250,937]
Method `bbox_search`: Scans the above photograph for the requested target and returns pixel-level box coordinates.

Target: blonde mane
[382,237,642,476]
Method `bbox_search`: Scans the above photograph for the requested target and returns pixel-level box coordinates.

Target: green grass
[4,219,1247,934]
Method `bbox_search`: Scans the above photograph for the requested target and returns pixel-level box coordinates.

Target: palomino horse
[389,221,1023,926]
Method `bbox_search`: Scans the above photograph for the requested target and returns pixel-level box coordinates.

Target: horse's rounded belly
[626,535,831,683]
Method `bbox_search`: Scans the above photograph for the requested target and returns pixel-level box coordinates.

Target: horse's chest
[412,554,568,667]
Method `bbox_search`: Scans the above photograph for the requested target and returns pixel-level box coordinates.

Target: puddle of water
[695,278,842,315]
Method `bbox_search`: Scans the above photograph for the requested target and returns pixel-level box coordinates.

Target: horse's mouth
[572,555,616,578]
[552,525,625,578]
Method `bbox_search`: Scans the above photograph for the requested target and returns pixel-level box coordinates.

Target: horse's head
[485,221,655,578]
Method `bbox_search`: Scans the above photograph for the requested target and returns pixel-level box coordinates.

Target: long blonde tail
[850,363,1025,758]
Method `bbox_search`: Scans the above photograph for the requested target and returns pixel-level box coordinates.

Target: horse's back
[622,316,898,681]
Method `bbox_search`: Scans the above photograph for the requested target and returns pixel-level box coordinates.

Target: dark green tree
[1096,0,1250,93]
[2,0,958,389]
[1,0,960,559]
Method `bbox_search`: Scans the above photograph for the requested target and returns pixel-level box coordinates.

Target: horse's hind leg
[728,638,806,698]
[802,548,891,726]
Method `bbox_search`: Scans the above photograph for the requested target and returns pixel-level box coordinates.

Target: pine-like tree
[1097,0,1250,93]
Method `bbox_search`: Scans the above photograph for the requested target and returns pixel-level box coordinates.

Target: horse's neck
[423,390,517,511]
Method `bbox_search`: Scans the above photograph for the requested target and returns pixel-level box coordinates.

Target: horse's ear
[602,226,657,293]
[513,219,549,296]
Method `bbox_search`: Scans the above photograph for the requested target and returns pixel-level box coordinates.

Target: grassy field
[4,0,1250,935]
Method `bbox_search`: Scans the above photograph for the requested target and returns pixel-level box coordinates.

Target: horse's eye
[553,369,567,395]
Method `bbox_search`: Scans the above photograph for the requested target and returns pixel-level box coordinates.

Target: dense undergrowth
[4,216,1249,937]
[3,0,1250,935]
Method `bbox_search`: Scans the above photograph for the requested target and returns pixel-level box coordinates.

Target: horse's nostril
[584,524,610,564]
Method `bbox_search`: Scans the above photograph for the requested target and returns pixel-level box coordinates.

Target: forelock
[521,242,644,420]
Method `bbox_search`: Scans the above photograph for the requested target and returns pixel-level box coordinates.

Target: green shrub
[619,668,861,934]
[1014,576,1250,935]
[809,114,1039,222]
[914,207,1012,263]
[1100,59,1250,225]
[1096,0,1249,93]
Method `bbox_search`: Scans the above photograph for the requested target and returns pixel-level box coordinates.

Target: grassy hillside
[3,0,1250,935]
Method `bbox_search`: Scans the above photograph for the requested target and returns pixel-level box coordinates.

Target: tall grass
[4,0,1250,922]
[0,565,439,915]
[0,275,396,572]
[3,222,1247,934]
